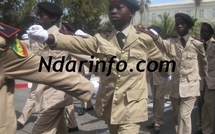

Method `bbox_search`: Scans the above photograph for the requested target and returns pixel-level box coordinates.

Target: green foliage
[98,21,113,30]
[151,13,176,39]
[190,17,202,38]
[0,0,37,38]
[0,0,108,37]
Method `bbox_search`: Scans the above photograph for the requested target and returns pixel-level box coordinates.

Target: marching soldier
[145,13,208,134]
[27,0,171,133]
[194,22,215,134]
[0,22,93,134]
[146,25,172,133]
[18,2,87,133]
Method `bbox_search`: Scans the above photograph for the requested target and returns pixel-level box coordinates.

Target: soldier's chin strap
[137,25,159,41]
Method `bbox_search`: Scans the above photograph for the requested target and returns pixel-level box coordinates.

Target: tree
[151,13,176,39]
[62,0,109,35]
[137,0,151,26]
[0,0,37,38]
[0,0,109,37]
[194,0,202,18]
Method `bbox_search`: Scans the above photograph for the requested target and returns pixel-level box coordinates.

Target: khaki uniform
[198,38,215,134]
[22,25,79,133]
[77,61,93,109]
[0,35,93,134]
[155,35,208,134]
[149,70,172,126]
[51,25,170,133]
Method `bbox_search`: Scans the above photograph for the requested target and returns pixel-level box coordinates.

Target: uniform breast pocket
[129,49,147,74]
[96,46,117,73]
[185,52,197,69]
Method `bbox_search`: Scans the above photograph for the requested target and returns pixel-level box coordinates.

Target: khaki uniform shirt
[203,38,215,89]
[155,34,208,98]
[51,25,170,124]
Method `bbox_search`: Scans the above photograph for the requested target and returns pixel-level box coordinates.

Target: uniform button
[123,93,125,97]
[118,75,121,78]
[137,55,139,58]
[115,87,119,90]
[180,75,182,77]
[105,51,107,54]
[181,67,183,69]
[121,50,125,54]
[182,58,184,61]
[120,63,123,66]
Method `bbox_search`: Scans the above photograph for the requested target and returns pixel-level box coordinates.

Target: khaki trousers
[0,46,93,134]
[106,120,141,134]
[170,96,196,134]
[0,79,16,134]
[80,75,93,109]
[18,83,45,124]
[65,103,78,128]
[202,85,215,134]
[32,108,67,134]
[18,85,78,129]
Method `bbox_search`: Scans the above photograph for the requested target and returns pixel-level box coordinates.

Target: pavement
[14,79,215,134]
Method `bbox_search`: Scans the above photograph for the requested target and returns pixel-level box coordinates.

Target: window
[142,13,146,21]
[199,9,204,18]
[152,13,156,20]
[213,8,215,18]
[186,10,191,16]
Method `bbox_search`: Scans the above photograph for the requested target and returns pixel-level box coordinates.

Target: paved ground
[14,80,215,134]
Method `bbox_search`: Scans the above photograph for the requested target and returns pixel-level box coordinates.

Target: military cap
[109,0,139,12]
[0,22,20,38]
[37,2,63,17]
[175,13,194,28]
[148,25,161,34]
[62,22,75,32]
[201,22,214,35]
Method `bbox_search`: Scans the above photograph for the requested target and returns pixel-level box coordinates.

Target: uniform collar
[113,24,132,37]
[177,33,190,42]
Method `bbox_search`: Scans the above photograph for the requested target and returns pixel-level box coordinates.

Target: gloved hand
[137,25,159,40]
[26,25,48,43]
[75,29,90,38]
[167,75,172,82]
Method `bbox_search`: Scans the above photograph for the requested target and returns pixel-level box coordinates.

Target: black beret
[175,13,194,28]
[110,0,139,12]
[148,25,161,34]
[62,23,75,32]
[201,22,214,34]
[0,22,20,38]
[37,2,63,17]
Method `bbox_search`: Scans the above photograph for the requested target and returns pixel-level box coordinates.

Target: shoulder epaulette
[136,25,158,39]
[211,37,215,43]
[93,29,112,34]
[192,36,204,42]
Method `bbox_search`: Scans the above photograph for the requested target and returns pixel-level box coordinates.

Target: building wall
[132,0,215,27]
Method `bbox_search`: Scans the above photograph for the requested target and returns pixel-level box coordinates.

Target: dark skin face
[200,26,212,42]
[175,17,190,36]
[35,8,58,30]
[108,2,134,31]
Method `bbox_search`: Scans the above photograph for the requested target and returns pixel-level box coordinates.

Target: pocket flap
[126,89,144,103]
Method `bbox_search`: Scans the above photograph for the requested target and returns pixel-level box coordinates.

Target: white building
[133,0,215,27]
[101,0,215,27]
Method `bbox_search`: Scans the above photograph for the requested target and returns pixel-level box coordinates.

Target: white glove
[167,75,172,82]
[75,29,90,38]
[26,25,48,43]
[149,28,158,36]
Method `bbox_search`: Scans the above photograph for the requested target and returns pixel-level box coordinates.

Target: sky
[151,0,193,4]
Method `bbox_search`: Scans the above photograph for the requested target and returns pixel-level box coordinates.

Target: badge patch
[12,39,28,57]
